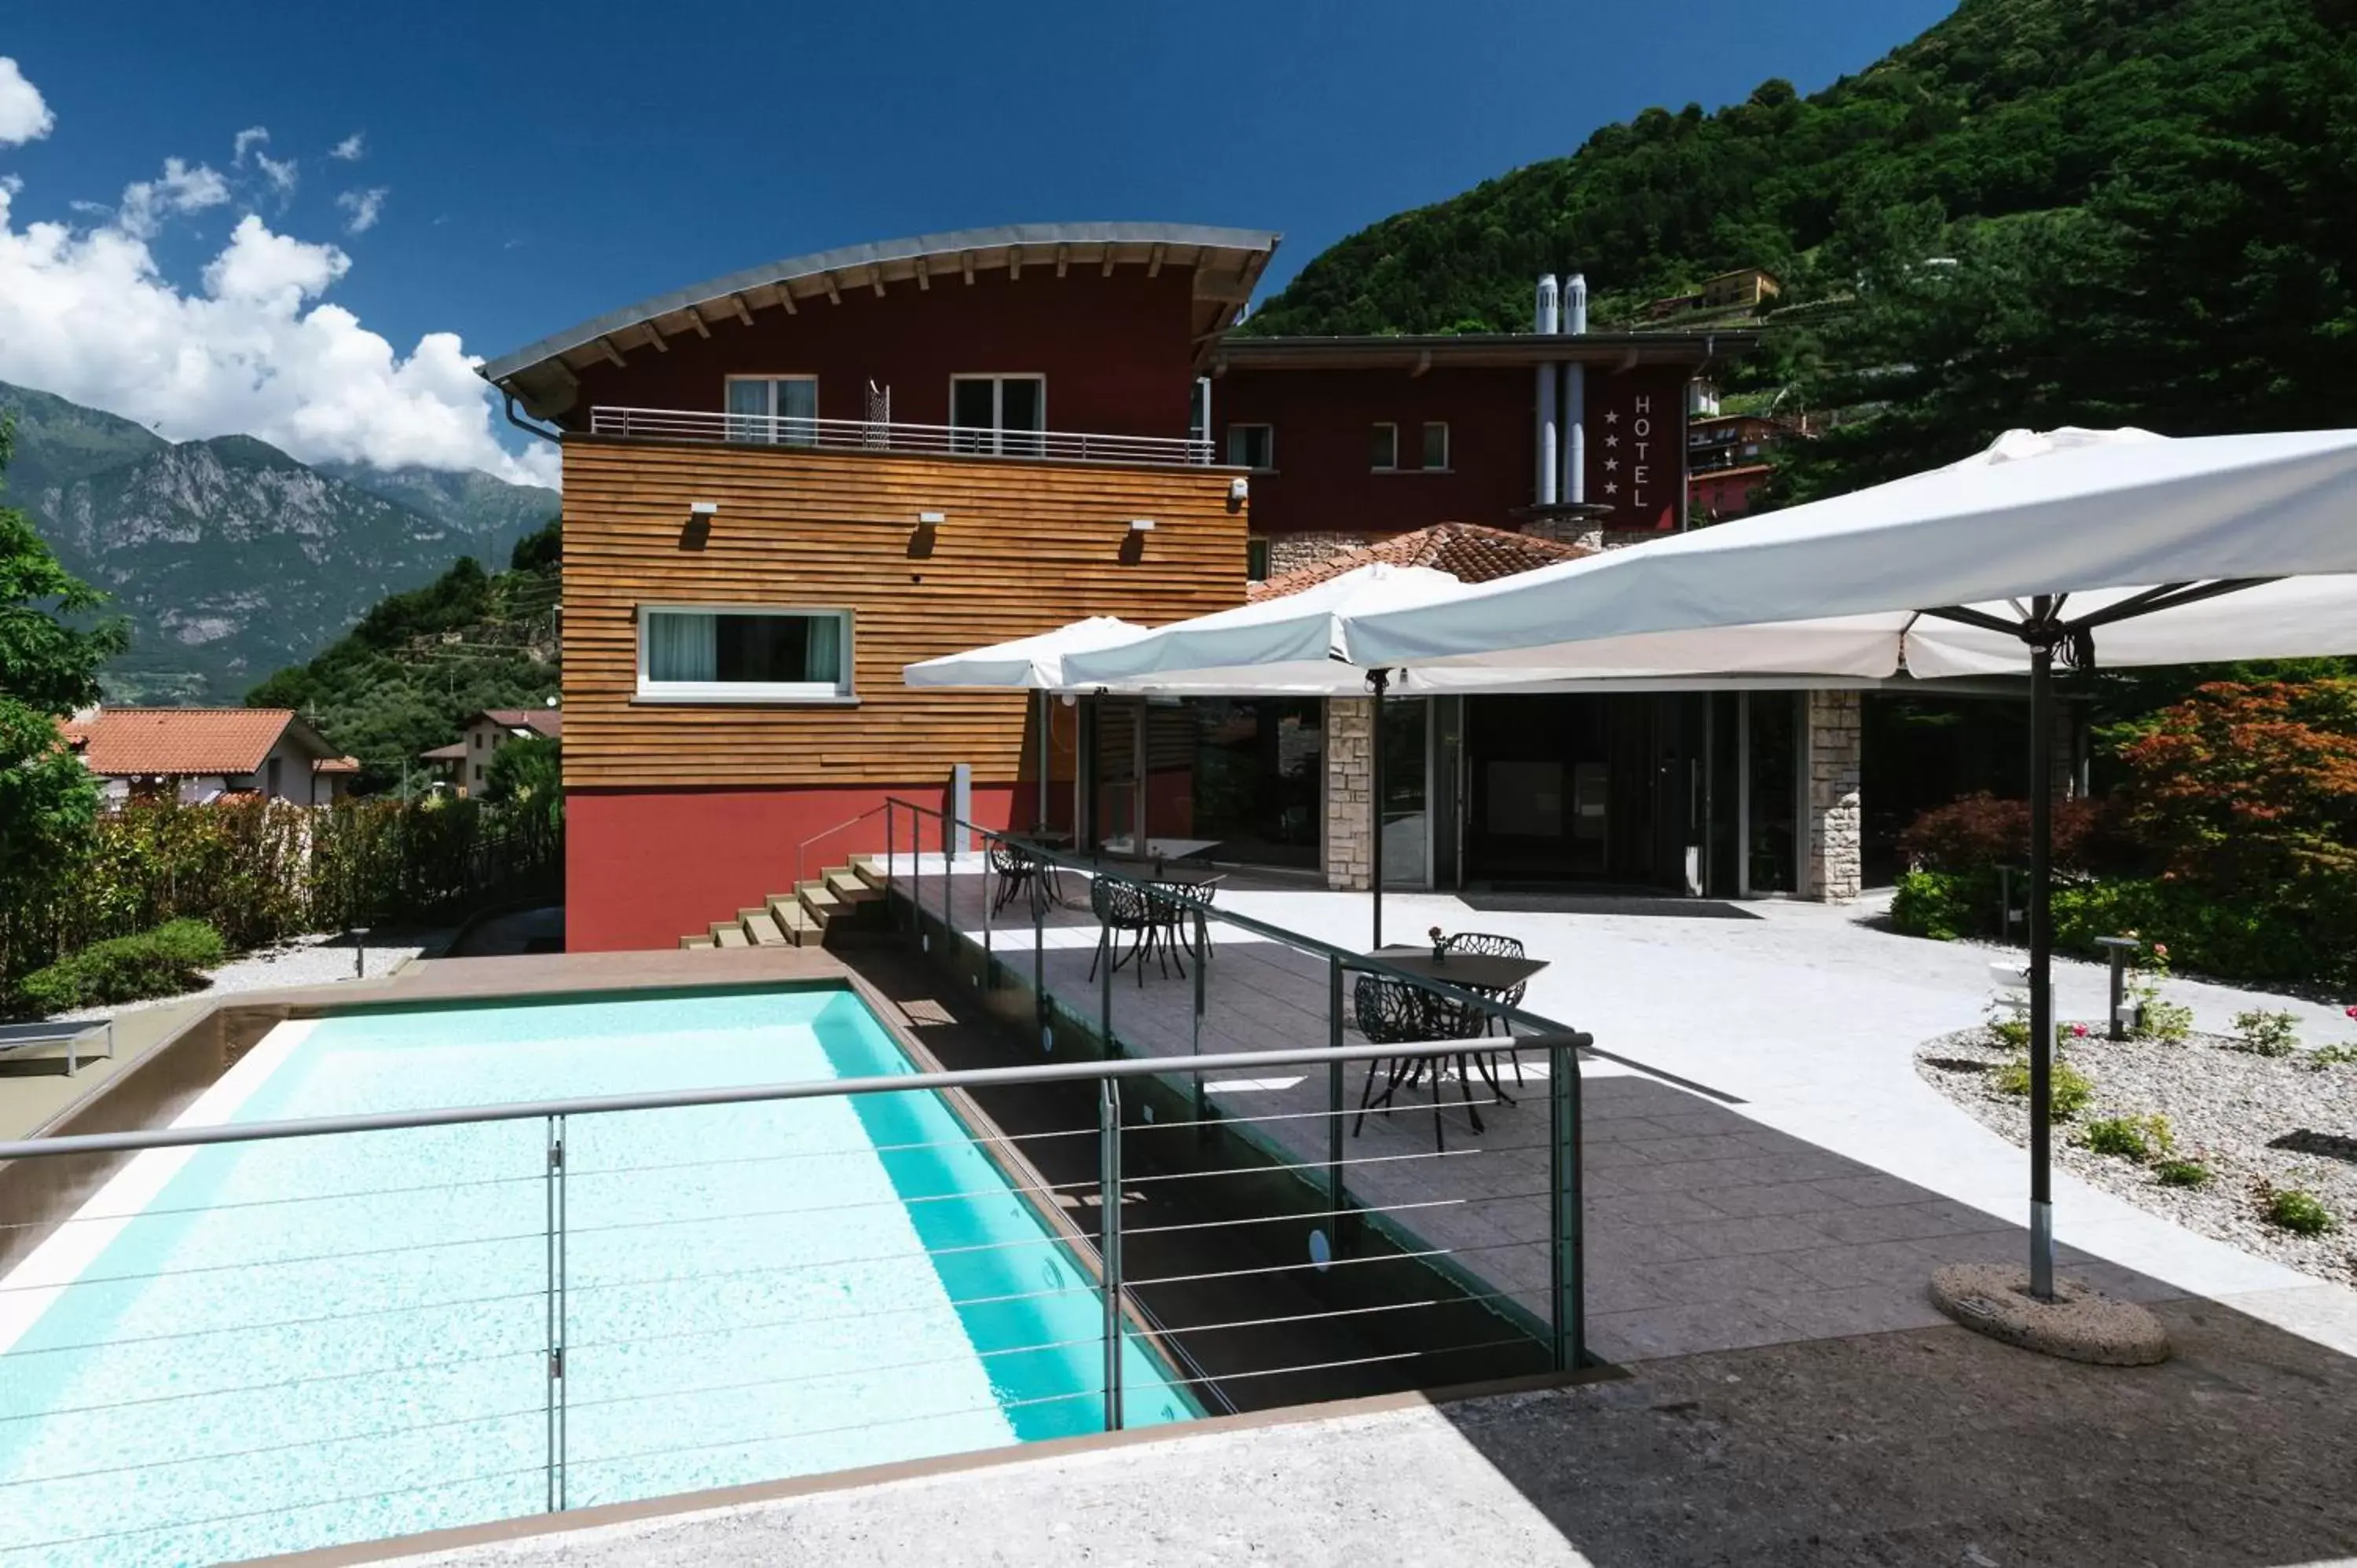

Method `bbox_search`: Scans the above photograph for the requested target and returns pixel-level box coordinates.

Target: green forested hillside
[246,521,561,790]
[1247,0,2357,499]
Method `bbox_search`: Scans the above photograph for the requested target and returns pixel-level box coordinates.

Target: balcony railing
[589,406,1216,467]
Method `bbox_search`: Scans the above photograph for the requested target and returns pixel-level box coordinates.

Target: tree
[0,419,128,986]
[482,733,562,830]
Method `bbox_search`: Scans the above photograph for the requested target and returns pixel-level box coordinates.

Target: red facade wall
[1217,361,1692,537]
[1690,464,1772,523]
[1579,365,1691,533]
[1215,367,1535,536]
[566,783,1022,952]
[558,266,1204,438]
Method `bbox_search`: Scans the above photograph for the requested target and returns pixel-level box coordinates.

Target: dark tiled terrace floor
[915,866,2178,1364]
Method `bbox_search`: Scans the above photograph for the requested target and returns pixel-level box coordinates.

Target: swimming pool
[0,986,1194,1566]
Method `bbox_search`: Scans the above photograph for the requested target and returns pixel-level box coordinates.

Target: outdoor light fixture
[1228,477,1249,504]
[918,511,946,525]
[688,501,718,516]
[1128,518,1156,532]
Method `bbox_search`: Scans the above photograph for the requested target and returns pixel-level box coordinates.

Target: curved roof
[478,222,1281,412]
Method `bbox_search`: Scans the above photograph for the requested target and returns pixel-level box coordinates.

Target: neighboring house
[65,708,356,805]
[422,707,563,796]
[478,222,1907,952]
[1686,412,1807,524]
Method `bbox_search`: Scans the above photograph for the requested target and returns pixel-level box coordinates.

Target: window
[724,376,819,445]
[1369,423,1398,471]
[266,756,282,797]
[1190,377,1212,451]
[1246,538,1272,581]
[472,764,483,786]
[638,606,853,702]
[1421,422,1450,471]
[1226,423,1274,471]
[949,375,1045,456]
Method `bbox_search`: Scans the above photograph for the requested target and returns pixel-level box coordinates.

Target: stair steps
[680,932,716,951]
[823,866,880,904]
[767,893,822,946]
[709,921,750,949]
[740,908,793,947]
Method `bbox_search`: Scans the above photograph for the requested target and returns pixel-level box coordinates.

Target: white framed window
[1369,423,1398,472]
[637,606,854,703]
[724,376,819,445]
[1421,422,1450,471]
[949,375,1046,456]
[1226,423,1274,470]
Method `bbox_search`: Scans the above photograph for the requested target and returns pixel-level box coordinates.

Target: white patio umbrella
[1343,425,2357,1298]
[903,616,1150,830]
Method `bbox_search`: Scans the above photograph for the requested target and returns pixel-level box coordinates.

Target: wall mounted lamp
[689,501,719,516]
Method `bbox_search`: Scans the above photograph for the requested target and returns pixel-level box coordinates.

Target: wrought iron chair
[1441,930,1530,1090]
[988,839,1037,915]
[1086,875,1160,985]
[1351,973,1489,1149]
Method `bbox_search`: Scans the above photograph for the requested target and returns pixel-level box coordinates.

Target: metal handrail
[878,795,1589,1042]
[0,1038,1585,1164]
[588,405,1217,467]
[794,801,892,894]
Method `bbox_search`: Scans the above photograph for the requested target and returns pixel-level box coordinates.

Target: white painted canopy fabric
[1344,427,2357,672]
[901,616,1149,690]
[1059,563,1468,694]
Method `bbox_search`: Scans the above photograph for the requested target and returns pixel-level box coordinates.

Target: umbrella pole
[2028,639,2057,1299]
[1369,669,1389,948]
[1037,691,1050,830]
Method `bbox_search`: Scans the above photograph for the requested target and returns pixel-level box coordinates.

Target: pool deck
[290,1292,2357,1568]
[898,866,2352,1368]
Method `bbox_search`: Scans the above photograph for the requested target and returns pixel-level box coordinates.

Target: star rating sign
[1604,481,1619,495]
[1605,434,1618,447]
[1604,410,1619,424]
[1604,458,1619,471]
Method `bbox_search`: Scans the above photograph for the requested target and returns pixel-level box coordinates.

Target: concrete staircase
[677,856,889,951]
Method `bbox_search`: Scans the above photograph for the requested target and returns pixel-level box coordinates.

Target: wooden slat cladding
[562,438,1247,789]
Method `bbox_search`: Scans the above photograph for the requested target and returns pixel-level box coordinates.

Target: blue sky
[0,0,1955,482]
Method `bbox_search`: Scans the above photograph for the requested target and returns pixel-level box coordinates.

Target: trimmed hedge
[1890,867,2347,987]
[16,919,226,1014]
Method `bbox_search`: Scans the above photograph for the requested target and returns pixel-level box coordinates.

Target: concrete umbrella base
[1927,1262,2172,1366]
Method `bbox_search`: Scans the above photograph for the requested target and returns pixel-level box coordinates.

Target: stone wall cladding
[1806,687,1864,903]
[1263,532,1378,578]
[1325,697,1373,890]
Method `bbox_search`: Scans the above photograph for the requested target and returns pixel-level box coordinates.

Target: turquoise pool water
[0,987,1192,1566]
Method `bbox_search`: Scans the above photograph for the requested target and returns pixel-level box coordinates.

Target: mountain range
[0,380,558,705]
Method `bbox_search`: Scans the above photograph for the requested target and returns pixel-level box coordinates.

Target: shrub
[2262,1187,2337,1236]
[15,918,225,1014]
[2229,1009,2300,1057]
[1897,791,2125,874]
[1995,1053,2095,1121]
[2154,1159,2212,1188]
[1985,995,2032,1051]
[2083,1113,2173,1162]
[1891,868,1994,941]
[2308,1044,2357,1070]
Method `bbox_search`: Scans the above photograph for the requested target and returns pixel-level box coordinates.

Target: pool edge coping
[237,1361,1629,1568]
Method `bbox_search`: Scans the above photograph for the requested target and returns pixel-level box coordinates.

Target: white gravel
[1918,1023,2357,1288]
[52,929,451,1023]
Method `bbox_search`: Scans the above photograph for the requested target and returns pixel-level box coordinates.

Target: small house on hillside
[421,706,563,796]
[64,708,358,805]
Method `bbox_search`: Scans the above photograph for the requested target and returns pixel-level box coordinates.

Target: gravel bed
[51,928,452,1023]
[1917,1024,2357,1287]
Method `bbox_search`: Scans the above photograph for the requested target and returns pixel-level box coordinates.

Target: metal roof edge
[478,222,1284,385]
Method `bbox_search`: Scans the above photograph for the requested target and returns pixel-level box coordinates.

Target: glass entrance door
[1380,696,1428,889]
[1742,691,1801,895]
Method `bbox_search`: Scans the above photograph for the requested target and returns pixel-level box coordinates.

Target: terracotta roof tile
[477,708,563,738]
[79,709,301,777]
[1249,522,1594,602]
[313,756,361,774]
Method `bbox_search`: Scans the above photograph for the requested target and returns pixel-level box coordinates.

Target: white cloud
[255,152,297,197]
[0,174,559,487]
[0,58,53,148]
[115,157,229,240]
[328,132,364,161]
[334,186,387,235]
[232,125,269,164]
